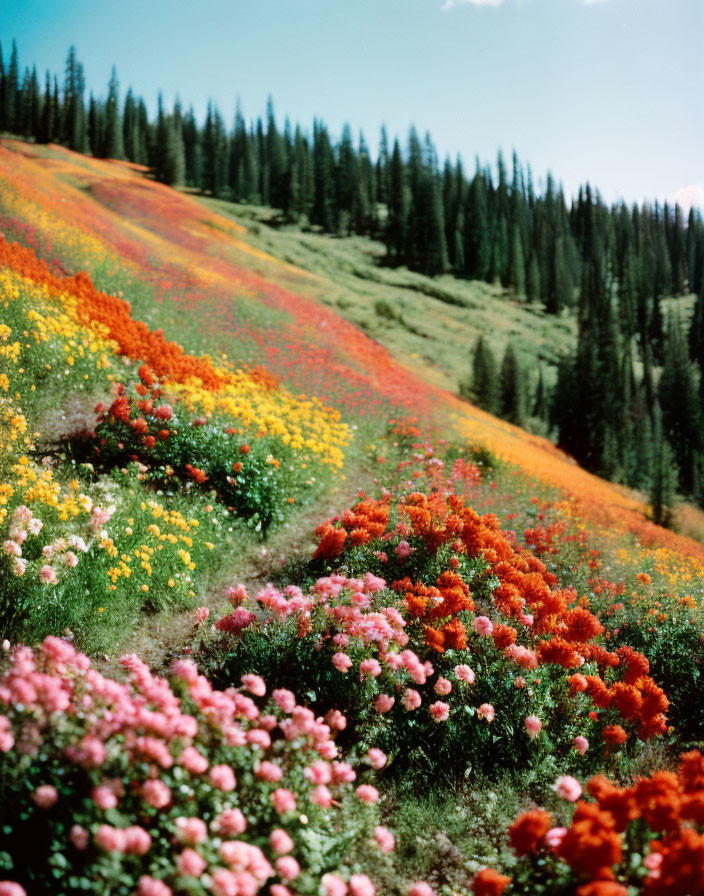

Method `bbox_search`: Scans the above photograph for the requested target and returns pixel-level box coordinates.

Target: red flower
[472,868,511,896]
[508,809,552,857]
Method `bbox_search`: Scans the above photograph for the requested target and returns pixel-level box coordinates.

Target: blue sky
[4,0,703,208]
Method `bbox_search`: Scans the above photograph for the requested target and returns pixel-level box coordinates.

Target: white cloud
[442,0,504,10]
[672,184,704,214]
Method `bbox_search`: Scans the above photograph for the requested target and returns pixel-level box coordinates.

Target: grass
[201,198,578,398]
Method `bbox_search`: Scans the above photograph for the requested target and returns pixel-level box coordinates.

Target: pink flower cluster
[0,636,395,895]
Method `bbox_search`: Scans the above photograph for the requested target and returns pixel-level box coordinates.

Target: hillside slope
[1,139,702,570]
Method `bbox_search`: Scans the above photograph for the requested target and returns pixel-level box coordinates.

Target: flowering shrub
[201,454,669,781]
[496,749,704,894]
[0,636,393,895]
[91,369,314,533]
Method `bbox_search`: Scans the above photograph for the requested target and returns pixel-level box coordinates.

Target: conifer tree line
[2,39,704,519]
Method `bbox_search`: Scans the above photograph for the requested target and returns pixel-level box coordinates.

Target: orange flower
[508,809,552,856]
[472,868,511,896]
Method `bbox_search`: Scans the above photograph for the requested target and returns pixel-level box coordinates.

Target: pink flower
[356,784,379,805]
[573,735,589,756]
[402,689,421,711]
[124,826,151,855]
[375,825,395,853]
[473,616,493,637]
[544,827,568,850]
[271,788,297,814]
[273,689,296,714]
[142,778,171,809]
[374,694,395,713]
[177,848,207,877]
[408,884,434,896]
[367,748,387,769]
[95,825,126,852]
[92,785,118,810]
[454,664,475,684]
[11,558,26,577]
[180,746,209,774]
[0,883,26,896]
[321,874,348,896]
[359,658,381,679]
[349,874,375,896]
[257,761,283,782]
[434,677,452,695]
[32,785,58,809]
[210,764,237,792]
[514,676,527,688]
[175,817,208,845]
[270,829,294,855]
[430,701,450,722]
[226,584,248,605]
[524,715,542,740]
[214,808,247,836]
[241,674,266,697]
[137,876,171,896]
[332,652,352,673]
[194,607,210,626]
[65,551,79,568]
[304,761,332,785]
[552,775,582,802]
[395,540,413,559]
[310,784,334,807]
[477,703,495,723]
[69,825,89,850]
[3,541,21,557]
[275,856,300,882]
[39,565,57,585]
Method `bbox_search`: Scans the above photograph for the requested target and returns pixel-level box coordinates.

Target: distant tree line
[2,39,703,522]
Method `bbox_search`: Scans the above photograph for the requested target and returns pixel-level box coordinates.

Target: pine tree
[386,139,407,262]
[526,251,541,303]
[462,336,499,414]
[659,313,700,493]
[650,401,678,527]
[507,224,525,295]
[532,365,549,422]
[101,66,123,159]
[463,171,490,280]
[500,343,525,425]
[37,71,54,143]
[6,41,19,133]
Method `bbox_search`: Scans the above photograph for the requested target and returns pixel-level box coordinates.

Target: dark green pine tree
[182,106,202,188]
[5,40,19,133]
[202,101,227,196]
[122,88,138,161]
[500,342,526,425]
[658,313,700,493]
[37,71,54,143]
[526,251,541,303]
[87,95,104,157]
[463,171,490,280]
[650,401,678,527]
[386,139,407,263]
[532,365,549,422]
[62,46,87,151]
[335,123,358,234]
[311,120,335,231]
[462,335,499,415]
[507,223,525,295]
[101,66,123,159]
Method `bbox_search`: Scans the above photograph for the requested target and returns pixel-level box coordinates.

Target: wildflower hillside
[0,138,703,896]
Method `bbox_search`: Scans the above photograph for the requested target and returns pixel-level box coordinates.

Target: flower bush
[494,749,704,894]
[0,636,394,896]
